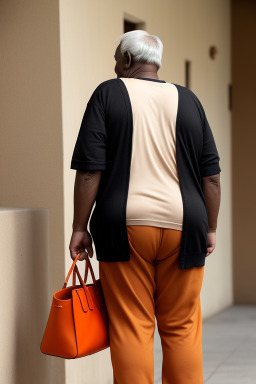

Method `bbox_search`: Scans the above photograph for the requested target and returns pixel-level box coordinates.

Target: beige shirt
[120,77,183,231]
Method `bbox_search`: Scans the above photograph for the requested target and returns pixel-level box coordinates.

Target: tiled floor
[154,305,256,383]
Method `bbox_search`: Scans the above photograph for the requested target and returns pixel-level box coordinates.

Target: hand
[206,231,216,257]
[69,229,94,261]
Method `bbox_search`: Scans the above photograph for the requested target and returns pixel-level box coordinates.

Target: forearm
[72,170,103,231]
[202,174,221,232]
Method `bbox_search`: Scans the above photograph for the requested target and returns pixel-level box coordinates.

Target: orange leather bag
[40,252,110,359]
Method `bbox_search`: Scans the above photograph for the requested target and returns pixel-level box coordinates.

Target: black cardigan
[70,77,221,269]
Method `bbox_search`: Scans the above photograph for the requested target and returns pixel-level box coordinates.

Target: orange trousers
[99,225,205,384]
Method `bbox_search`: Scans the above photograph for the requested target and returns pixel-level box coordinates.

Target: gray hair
[116,30,163,69]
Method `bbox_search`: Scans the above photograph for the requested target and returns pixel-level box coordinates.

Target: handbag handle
[72,250,97,286]
[73,263,103,309]
[62,253,95,309]
[63,252,103,309]
[71,251,88,286]
[72,252,103,308]
[62,252,82,289]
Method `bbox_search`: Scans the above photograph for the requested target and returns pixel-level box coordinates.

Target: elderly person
[69,30,221,384]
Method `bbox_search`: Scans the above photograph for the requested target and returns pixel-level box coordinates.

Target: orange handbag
[40,251,110,359]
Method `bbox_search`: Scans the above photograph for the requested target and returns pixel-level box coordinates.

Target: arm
[69,87,107,260]
[69,170,103,260]
[202,173,221,232]
[201,173,221,256]
[72,170,102,231]
[196,97,221,256]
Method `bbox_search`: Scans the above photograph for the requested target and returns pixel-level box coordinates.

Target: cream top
[120,77,183,231]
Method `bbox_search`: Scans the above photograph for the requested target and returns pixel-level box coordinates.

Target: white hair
[116,30,163,69]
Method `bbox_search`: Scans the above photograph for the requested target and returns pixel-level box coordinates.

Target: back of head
[117,30,163,69]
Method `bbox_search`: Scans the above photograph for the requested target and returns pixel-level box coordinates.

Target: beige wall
[0,0,65,291]
[232,0,256,303]
[0,208,51,384]
[0,0,231,383]
[0,1,65,383]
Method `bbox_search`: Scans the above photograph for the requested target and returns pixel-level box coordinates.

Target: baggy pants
[99,225,205,384]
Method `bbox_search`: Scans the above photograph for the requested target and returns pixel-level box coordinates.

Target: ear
[123,51,132,69]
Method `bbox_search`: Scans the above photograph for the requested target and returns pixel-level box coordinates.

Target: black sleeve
[199,108,221,177]
[70,94,107,172]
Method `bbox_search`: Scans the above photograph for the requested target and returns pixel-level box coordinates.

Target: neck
[132,73,159,80]
[125,64,159,80]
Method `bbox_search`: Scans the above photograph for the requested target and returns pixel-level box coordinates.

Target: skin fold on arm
[201,173,221,256]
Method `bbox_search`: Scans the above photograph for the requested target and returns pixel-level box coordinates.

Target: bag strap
[62,252,104,309]
[72,253,103,308]
[72,250,97,286]
[74,264,95,310]
[62,253,81,289]
[62,252,95,309]
[72,253,89,286]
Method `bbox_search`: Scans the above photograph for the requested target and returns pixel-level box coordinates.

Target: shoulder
[87,78,120,107]
[89,78,119,98]
[174,84,203,104]
[174,84,206,122]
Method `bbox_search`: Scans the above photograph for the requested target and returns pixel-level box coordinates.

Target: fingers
[87,247,94,258]
[70,249,87,261]
[70,247,93,261]
[82,247,94,259]
[70,250,83,261]
[206,232,216,257]
[69,230,94,260]
[77,250,87,261]
[206,246,215,257]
